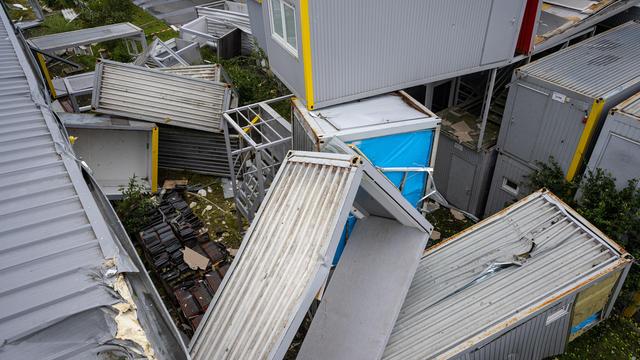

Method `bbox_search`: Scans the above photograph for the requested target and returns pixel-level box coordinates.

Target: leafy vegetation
[27,13,82,37]
[79,0,136,27]
[116,176,156,237]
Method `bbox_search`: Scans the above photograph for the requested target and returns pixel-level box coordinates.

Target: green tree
[115,176,155,237]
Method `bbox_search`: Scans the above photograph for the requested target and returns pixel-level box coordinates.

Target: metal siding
[190,152,363,360]
[27,22,143,51]
[157,64,222,81]
[383,191,627,359]
[196,1,251,32]
[484,151,535,216]
[262,0,306,102]
[585,92,640,189]
[247,0,267,51]
[307,0,526,109]
[434,133,497,217]
[93,60,230,132]
[158,125,238,176]
[0,10,187,359]
[519,21,640,100]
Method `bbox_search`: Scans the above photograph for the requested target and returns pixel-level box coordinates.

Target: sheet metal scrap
[138,189,230,334]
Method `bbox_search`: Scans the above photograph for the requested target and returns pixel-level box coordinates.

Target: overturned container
[384,189,632,360]
[292,91,441,209]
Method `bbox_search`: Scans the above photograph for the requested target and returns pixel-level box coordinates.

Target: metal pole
[477,68,497,152]
[223,118,243,231]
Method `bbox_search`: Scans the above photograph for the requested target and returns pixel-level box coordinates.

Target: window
[270,0,298,55]
[502,177,519,196]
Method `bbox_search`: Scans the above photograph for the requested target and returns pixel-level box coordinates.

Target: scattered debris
[163,179,189,189]
[449,208,466,221]
[182,247,210,270]
[430,230,441,241]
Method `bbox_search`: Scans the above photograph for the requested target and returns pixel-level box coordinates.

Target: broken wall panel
[190,152,364,359]
[92,60,232,132]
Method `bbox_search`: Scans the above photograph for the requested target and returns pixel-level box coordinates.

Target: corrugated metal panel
[620,91,640,118]
[196,0,251,32]
[305,0,526,108]
[27,22,143,51]
[157,64,223,81]
[92,60,231,132]
[520,21,640,99]
[484,151,535,216]
[585,91,640,190]
[158,124,238,176]
[190,152,363,360]
[383,190,628,359]
[0,9,187,359]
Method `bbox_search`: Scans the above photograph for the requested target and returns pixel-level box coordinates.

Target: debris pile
[138,189,230,333]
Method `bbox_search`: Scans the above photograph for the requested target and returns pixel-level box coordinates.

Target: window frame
[269,0,298,57]
[501,177,520,196]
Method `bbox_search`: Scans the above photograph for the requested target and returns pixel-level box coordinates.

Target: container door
[447,155,475,210]
[502,84,548,162]
[592,132,640,189]
[481,0,526,65]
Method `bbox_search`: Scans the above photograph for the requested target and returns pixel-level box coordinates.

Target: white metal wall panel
[585,92,640,189]
[190,152,363,360]
[306,0,526,108]
[383,191,629,359]
[92,60,230,132]
[27,22,143,51]
[157,64,222,81]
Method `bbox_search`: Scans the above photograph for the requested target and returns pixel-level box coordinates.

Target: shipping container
[485,151,536,216]
[292,91,440,208]
[497,21,640,182]
[584,91,640,189]
[190,151,432,360]
[384,190,632,360]
[515,0,640,55]
[248,0,528,109]
[60,113,158,198]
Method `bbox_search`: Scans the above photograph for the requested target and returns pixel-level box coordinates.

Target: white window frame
[501,177,520,196]
[269,0,298,57]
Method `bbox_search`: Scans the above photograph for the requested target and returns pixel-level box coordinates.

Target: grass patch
[556,316,640,359]
[130,6,177,41]
[425,206,472,242]
[158,169,246,250]
[26,13,82,37]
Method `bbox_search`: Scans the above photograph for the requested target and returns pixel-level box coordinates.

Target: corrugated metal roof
[27,22,143,51]
[196,0,251,33]
[519,21,640,99]
[190,151,364,360]
[383,190,628,359]
[0,9,187,359]
[157,64,222,82]
[617,91,640,119]
[92,60,231,132]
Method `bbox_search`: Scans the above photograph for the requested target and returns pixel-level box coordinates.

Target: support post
[477,68,497,152]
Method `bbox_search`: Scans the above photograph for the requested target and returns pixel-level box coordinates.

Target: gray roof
[92,60,232,132]
[27,22,143,51]
[383,190,628,359]
[0,10,187,359]
[519,21,640,99]
[617,91,640,119]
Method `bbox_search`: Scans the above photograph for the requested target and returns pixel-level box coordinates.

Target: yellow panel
[566,99,605,181]
[569,271,621,341]
[151,127,159,193]
[36,53,56,98]
[299,0,314,110]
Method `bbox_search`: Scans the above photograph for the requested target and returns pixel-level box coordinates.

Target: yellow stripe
[566,99,605,181]
[151,126,159,192]
[36,53,56,98]
[299,0,314,110]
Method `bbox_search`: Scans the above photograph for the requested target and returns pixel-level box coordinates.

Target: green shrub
[116,176,155,237]
[27,13,82,37]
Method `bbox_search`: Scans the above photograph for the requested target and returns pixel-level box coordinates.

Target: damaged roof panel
[92,60,231,132]
[27,22,144,51]
[383,190,629,359]
[190,152,364,359]
[0,9,187,359]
